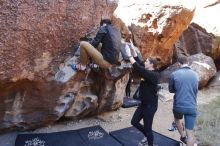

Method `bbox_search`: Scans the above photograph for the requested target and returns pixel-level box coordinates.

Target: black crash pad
[15,125,122,146]
[15,129,86,146]
[122,97,141,108]
[110,127,182,146]
[78,125,122,146]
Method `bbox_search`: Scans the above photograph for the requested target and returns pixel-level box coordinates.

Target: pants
[125,77,131,97]
[80,41,112,69]
[131,104,157,146]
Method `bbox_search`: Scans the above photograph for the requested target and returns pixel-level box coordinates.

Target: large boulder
[0,0,117,81]
[113,0,195,66]
[0,0,120,132]
[160,53,217,88]
[190,53,217,87]
[158,83,174,102]
[63,61,131,118]
[207,71,220,88]
[0,80,74,132]
[172,23,220,63]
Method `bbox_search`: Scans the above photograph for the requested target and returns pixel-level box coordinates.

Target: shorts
[173,108,197,130]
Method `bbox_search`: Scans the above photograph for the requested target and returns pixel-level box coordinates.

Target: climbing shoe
[69,64,86,71]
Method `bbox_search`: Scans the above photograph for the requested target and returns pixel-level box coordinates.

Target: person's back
[169,56,199,146]
[101,24,121,65]
[171,67,199,109]
[74,19,121,72]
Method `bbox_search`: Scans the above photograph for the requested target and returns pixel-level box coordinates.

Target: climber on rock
[55,18,122,82]
[70,18,122,72]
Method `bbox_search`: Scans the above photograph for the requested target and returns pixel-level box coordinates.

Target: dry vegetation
[196,96,220,146]
[216,36,220,44]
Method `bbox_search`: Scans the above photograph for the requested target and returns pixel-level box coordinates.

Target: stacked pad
[122,96,141,108]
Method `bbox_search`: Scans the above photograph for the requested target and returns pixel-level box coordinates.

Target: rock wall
[173,23,220,63]
[0,0,117,81]
[190,53,217,88]
[160,53,217,88]
[0,80,70,132]
[113,0,195,66]
[63,64,130,119]
[0,0,119,132]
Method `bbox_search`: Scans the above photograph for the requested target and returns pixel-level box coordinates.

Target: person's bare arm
[130,39,138,57]
[125,43,136,64]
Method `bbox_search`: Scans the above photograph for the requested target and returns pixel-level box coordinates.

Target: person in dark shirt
[125,41,160,146]
[70,19,121,71]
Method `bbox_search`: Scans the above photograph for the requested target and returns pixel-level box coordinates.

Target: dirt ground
[0,86,219,146]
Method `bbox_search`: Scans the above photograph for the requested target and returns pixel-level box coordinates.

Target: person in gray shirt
[169,56,199,146]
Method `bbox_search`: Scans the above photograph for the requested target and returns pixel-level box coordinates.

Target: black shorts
[173,111,183,119]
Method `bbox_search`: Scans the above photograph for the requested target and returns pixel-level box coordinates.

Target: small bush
[216,36,220,44]
[196,96,220,146]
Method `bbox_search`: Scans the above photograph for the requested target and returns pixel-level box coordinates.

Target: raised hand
[125,44,132,57]
[129,39,137,57]
[130,40,135,49]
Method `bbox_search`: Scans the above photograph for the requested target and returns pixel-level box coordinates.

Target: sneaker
[180,136,187,144]
[168,122,177,131]
[138,137,148,146]
[138,141,158,146]
[138,141,148,146]
[141,137,147,143]
[69,64,86,71]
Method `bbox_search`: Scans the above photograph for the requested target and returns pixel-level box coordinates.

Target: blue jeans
[131,104,157,146]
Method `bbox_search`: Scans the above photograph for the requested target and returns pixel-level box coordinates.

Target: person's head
[100,19,112,26]
[144,57,160,70]
[177,56,189,66]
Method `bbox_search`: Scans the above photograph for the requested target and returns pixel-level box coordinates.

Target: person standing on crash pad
[125,40,160,146]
